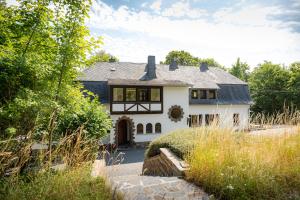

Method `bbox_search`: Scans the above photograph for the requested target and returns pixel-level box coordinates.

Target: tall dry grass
[186,126,300,200]
[0,124,120,200]
[0,164,119,200]
[0,125,98,176]
[251,106,300,127]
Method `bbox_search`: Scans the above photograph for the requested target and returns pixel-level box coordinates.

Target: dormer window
[113,88,124,101]
[191,90,198,99]
[199,90,207,99]
[150,88,161,101]
[126,88,136,101]
[208,90,216,99]
[110,86,163,114]
[138,88,149,101]
[190,89,216,100]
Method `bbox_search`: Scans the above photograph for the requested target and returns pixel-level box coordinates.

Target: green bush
[55,88,112,139]
[0,88,56,138]
[145,128,201,159]
[0,86,112,140]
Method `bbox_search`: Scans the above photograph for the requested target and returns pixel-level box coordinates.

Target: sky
[6,0,300,67]
[88,0,300,68]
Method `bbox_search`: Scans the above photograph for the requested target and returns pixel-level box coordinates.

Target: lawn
[146,126,300,200]
[0,164,120,200]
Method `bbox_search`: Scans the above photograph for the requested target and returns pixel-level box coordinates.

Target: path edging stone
[142,148,189,177]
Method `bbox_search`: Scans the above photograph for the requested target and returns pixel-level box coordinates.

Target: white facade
[189,104,250,130]
[106,86,250,144]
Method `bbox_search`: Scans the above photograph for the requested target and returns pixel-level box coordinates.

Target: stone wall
[142,148,189,177]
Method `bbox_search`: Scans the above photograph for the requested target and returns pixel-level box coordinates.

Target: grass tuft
[0,164,119,200]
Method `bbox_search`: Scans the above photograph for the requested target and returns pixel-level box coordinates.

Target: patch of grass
[185,127,300,200]
[0,164,120,200]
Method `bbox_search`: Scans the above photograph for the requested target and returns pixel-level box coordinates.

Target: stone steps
[106,163,208,200]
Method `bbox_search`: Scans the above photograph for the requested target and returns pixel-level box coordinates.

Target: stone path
[105,161,209,200]
[250,125,298,135]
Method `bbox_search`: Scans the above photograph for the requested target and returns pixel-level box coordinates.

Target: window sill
[136,133,161,135]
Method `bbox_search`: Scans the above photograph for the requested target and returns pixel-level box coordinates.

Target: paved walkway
[100,148,208,200]
[250,125,298,135]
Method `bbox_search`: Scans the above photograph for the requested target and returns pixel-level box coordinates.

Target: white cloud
[162,1,207,18]
[213,5,281,27]
[88,0,300,67]
[150,0,162,13]
[141,2,148,8]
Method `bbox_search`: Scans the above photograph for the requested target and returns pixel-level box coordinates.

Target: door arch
[117,119,128,145]
[114,116,135,146]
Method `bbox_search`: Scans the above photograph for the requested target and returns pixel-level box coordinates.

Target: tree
[198,58,224,69]
[162,50,224,69]
[229,58,250,81]
[163,50,199,66]
[249,61,291,114]
[0,1,111,141]
[87,50,119,65]
[288,62,300,108]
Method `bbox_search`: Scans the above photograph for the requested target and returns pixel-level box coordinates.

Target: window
[126,88,136,101]
[137,123,143,134]
[113,88,123,101]
[191,115,198,127]
[168,105,184,122]
[155,123,161,133]
[188,115,191,127]
[189,115,203,127]
[208,90,216,99]
[205,114,214,125]
[191,90,198,99]
[199,90,207,99]
[215,114,220,125]
[205,114,220,125]
[151,88,161,101]
[233,113,240,126]
[146,123,153,133]
[112,87,161,102]
[138,88,149,101]
[199,114,203,126]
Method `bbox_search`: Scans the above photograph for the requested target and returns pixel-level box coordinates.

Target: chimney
[200,62,208,72]
[145,55,157,79]
[169,58,178,71]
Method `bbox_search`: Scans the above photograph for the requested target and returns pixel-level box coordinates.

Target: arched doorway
[117,120,129,145]
[114,116,135,146]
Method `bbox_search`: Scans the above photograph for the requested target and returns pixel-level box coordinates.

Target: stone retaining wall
[142,148,189,177]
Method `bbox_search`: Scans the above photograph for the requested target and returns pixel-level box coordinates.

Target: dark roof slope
[78,62,246,89]
[79,62,252,105]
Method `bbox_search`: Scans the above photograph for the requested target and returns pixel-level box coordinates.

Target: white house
[79,56,252,146]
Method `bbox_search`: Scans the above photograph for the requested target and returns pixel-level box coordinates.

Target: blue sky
[88,0,300,67]
[7,0,300,67]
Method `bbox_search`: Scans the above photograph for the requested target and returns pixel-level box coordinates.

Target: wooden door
[118,120,128,145]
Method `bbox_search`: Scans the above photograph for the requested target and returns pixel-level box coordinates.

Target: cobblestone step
[109,174,208,200]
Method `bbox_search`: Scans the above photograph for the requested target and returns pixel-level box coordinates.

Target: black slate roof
[79,62,252,105]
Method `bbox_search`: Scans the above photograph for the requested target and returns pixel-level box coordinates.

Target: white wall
[189,104,250,130]
[105,87,250,143]
[108,86,189,143]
